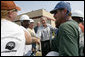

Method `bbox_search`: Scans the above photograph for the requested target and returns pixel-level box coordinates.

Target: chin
[56,25,59,28]
[55,23,60,28]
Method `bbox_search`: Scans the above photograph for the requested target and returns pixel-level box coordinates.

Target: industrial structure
[15,9,56,27]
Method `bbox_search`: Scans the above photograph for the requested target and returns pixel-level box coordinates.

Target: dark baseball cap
[50,1,71,14]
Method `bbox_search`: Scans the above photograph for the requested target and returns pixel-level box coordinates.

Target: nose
[53,14,55,18]
[54,14,57,19]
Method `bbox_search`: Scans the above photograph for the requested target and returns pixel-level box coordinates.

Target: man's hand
[36,38,40,45]
[32,37,40,45]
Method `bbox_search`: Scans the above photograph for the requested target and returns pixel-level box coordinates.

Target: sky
[14,1,84,16]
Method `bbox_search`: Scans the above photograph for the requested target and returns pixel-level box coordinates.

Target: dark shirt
[51,20,79,56]
[34,26,38,33]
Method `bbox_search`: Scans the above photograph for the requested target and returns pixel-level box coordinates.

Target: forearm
[32,37,40,44]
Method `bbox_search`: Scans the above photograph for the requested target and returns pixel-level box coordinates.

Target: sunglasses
[54,8,64,15]
[54,10,58,15]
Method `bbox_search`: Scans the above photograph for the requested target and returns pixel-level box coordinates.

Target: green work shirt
[51,20,79,56]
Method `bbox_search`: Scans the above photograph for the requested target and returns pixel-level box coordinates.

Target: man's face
[29,22,34,29]
[37,22,40,27]
[72,17,83,23]
[8,9,18,21]
[41,19,46,25]
[53,10,65,28]
[12,12,17,20]
[21,20,29,28]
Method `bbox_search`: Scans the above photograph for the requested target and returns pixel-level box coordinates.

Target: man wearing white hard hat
[27,19,36,56]
[20,15,31,28]
[27,19,40,56]
[72,10,84,56]
[27,19,35,37]
[20,15,40,56]
[19,15,32,56]
[72,10,84,23]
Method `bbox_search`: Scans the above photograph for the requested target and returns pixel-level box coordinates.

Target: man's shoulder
[10,22,24,31]
[2,19,23,30]
[27,28,31,32]
[59,20,79,31]
[61,20,78,27]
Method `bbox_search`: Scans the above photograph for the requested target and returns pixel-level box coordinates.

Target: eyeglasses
[13,9,18,12]
[14,9,18,12]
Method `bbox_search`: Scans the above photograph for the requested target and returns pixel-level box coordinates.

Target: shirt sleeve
[48,24,57,32]
[36,27,42,39]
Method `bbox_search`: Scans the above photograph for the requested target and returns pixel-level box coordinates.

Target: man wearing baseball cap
[50,1,79,56]
[1,1,33,56]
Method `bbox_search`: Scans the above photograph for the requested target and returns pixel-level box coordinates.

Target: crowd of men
[1,1,84,56]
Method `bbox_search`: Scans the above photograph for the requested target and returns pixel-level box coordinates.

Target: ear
[64,9,67,14]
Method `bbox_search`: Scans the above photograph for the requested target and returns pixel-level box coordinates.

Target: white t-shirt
[1,19,26,56]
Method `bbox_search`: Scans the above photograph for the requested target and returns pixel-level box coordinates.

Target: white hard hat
[20,15,31,21]
[46,51,59,56]
[30,19,34,23]
[72,10,84,18]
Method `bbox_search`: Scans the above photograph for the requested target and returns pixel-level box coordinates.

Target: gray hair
[41,17,47,21]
